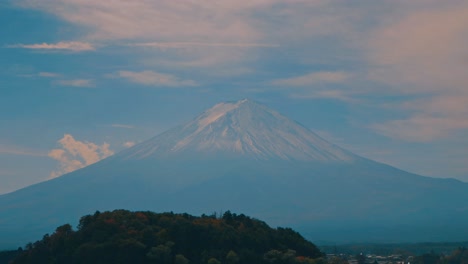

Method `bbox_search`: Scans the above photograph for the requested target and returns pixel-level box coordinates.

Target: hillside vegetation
[11,210,324,264]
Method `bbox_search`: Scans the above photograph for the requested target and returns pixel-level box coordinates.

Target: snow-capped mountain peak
[117,99,357,162]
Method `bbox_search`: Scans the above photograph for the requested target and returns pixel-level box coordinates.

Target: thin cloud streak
[118,70,197,87]
[38,72,60,77]
[55,79,95,87]
[123,141,135,148]
[0,146,47,157]
[10,41,95,52]
[272,71,350,86]
[132,42,279,49]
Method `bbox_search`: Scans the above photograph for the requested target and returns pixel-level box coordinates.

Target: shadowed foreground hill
[11,210,324,264]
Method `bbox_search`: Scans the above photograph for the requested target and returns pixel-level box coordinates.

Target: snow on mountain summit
[117,99,358,162]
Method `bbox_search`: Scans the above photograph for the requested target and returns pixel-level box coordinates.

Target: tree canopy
[11,210,324,264]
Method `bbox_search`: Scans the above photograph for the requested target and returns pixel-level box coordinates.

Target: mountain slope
[115,99,357,162]
[1,99,467,249]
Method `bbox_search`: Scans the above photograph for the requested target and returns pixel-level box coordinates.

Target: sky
[1,0,468,194]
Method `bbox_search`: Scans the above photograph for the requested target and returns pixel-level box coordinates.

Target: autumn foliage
[11,210,324,264]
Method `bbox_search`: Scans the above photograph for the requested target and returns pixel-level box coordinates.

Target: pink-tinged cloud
[55,79,94,87]
[118,70,197,87]
[38,72,60,77]
[272,71,350,86]
[367,2,468,141]
[11,41,95,52]
[133,42,279,49]
[48,134,114,178]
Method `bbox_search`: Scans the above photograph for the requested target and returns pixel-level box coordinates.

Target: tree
[226,250,239,263]
[146,244,172,263]
[207,257,221,264]
[175,254,190,264]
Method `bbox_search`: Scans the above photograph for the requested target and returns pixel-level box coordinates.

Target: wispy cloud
[123,141,136,148]
[18,72,61,78]
[55,79,94,87]
[272,71,354,102]
[48,134,114,178]
[11,1,300,69]
[289,90,356,102]
[0,145,46,157]
[367,2,468,141]
[118,70,197,87]
[272,71,350,86]
[132,42,279,49]
[13,0,468,143]
[10,41,95,52]
[38,72,60,77]
[111,124,134,129]
[371,95,468,141]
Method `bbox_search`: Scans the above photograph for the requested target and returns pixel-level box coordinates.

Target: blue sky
[1,0,468,194]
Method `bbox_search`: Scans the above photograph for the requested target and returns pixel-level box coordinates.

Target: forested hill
[10,210,324,264]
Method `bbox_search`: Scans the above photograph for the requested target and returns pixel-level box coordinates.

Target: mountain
[116,99,356,162]
[1,99,468,249]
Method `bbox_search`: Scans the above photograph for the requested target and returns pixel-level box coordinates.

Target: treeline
[411,247,468,264]
[9,210,324,264]
[321,241,468,256]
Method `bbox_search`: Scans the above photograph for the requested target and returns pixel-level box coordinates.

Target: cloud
[289,90,356,102]
[55,79,94,87]
[38,72,60,77]
[10,41,95,52]
[272,71,355,102]
[132,42,279,49]
[372,115,468,143]
[272,71,350,86]
[118,70,197,87]
[0,145,46,157]
[18,72,61,78]
[11,1,321,69]
[111,124,134,129]
[13,0,468,142]
[371,95,468,141]
[48,134,114,178]
[123,141,135,148]
[367,2,468,141]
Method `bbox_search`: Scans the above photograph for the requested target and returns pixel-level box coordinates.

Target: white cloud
[11,41,95,52]
[272,71,350,86]
[118,70,197,87]
[123,141,135,148]
[55,79,94,87]
[48,134,114,178]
